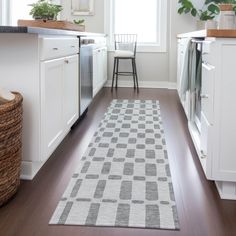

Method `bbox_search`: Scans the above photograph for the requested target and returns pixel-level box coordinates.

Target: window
[104,0,167,52]
[0,0,36,26]
[1,0,60,26]
[9,0,36,26]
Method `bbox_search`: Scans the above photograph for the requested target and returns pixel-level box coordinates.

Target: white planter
[218,11,235,29]
[206,20,218,29]
[196,20,206,30]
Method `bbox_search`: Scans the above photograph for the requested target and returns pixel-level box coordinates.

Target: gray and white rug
[50,100,179,230]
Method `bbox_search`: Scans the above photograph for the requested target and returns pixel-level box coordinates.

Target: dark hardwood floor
[0,88,235,236]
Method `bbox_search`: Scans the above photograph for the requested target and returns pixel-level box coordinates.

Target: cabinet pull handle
[53,47,59,50]
[201,150,207,159]
[201,94,209,99]
[64,60,69,64]
[71,45,75,48]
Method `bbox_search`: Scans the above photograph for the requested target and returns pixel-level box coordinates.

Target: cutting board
[18,20,85,32]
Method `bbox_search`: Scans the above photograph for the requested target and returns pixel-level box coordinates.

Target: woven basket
[0,92,23,206]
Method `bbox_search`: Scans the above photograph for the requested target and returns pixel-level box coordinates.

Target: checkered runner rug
[50,100,179,229]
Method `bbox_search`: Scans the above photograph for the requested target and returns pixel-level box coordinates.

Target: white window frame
[104,0,167,53]
[0,0,10,25]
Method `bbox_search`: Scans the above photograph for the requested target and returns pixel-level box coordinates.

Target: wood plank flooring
[0,88,235,236]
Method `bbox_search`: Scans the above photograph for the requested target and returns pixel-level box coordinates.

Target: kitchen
[0,0,236,236]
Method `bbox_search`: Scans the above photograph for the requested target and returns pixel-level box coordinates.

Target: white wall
[61,0,104,33]
[61,0,203,87]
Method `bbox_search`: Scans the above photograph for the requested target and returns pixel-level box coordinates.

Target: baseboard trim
[105,80,177,90]
[20,161,44,180]
[215,181,236,200]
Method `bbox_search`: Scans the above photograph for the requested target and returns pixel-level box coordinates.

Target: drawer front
[40,37,79,61]
[201,62,215,124]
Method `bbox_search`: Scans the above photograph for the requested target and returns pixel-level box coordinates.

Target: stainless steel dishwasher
[79,37,94,115]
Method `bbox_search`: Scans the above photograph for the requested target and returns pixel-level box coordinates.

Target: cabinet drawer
[201,62,215,124]
[40,37,79,61]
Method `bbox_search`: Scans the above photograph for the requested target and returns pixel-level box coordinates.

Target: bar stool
[111,34,139,90]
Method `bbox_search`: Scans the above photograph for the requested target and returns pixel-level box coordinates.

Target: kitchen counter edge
[0,26,106,37]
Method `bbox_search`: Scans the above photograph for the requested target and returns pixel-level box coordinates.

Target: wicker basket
[0,92,23,206]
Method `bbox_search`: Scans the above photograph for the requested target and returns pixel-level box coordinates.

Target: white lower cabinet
[0,34,79,179]
[93,47,107,97]
[178,36,236,200]
[63,55,79,131]
[41,55,79,161]
[41,58,64,161]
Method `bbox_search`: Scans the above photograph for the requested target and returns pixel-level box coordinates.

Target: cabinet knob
[64,60,69,64]
[53,47,59,50]
[200,94,209,99]
[200,150,207,159]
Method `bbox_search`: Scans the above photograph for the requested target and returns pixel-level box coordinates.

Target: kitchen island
[177,29,236,200]
[0,26,106,180]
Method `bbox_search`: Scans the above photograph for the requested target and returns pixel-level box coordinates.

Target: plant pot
[218,3,235,29]
[196,20,206,30]
[206,20,218,29]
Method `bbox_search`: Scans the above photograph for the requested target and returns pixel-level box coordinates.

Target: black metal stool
[111,34,139,90]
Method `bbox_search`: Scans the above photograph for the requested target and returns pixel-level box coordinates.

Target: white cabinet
[202,39,236,199]
[177,36,236,199]
[177,38,191,119]
[41,55,79,160]
[40,37,79,164]
[93,46,107,97]
[0,34,79,179]
[41,58,64,160]
[63,55,79,131]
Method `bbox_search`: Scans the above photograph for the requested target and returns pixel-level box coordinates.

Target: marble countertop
[0,26,106,37]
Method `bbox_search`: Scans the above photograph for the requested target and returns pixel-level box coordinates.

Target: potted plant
[178,0,220,29]
[29,0,63,21]
[73,19,85,25]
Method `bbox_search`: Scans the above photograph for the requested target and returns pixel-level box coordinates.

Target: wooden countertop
[177,29,236,38]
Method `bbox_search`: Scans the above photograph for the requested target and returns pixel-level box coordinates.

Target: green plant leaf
[208,4,220,14]
[184,8,191,14]
[191,8,197,16]
[178,7,185,14]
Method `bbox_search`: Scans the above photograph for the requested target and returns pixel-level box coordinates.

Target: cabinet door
[93,48,100,97]
[63,55,79,131]
[177,40,184,96]
[102,47,108,84]
[201,62,215,125]
[41,58,64,161]
[93,47,107,97]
